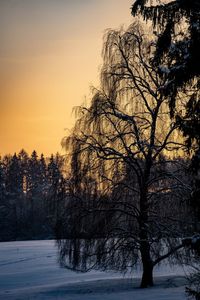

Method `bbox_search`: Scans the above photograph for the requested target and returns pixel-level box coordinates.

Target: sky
[0,0,133,156]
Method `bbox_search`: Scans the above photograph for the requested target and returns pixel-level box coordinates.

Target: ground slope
[0,240,188,300]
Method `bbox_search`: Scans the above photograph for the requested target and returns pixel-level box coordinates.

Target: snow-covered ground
[0,240,189,299]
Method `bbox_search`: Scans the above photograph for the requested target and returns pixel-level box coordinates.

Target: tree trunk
[139,155,153,287]
[139,235,154,288]
[140,257,153,288]
[139,186,153,288]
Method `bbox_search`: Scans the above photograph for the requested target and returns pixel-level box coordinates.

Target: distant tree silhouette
[47,154,66,230]
[0,150,65,241]
[5,153,23,239]
[0,156,7,241]
[0,157,5,200]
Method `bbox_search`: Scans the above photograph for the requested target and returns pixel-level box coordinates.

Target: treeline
[0,149,66,241]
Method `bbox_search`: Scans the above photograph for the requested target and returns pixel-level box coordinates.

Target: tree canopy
[58,22,192,288]
[132,0,200,115]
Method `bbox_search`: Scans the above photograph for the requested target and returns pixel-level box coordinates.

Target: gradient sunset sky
[0,0,133,156]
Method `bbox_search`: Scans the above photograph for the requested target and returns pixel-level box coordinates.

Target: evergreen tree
[0,155,13,240]
[28,151,38,222]
[47,154,65,230]
[0,156,7,241]
[132,0,200,112]
[5,153,23,239]
[0,156,5,202]
[0,151,64,240]
[39,153,47,184]
[29,150,39,193]
[177,98,200,226]
[132,2,200,294]
[18,149,29,198]
[27,151,47,237]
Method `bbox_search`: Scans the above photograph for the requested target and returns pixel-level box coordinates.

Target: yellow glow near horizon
[0,0,133,156]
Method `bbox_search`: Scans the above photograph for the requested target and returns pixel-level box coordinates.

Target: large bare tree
[58,23,192,288]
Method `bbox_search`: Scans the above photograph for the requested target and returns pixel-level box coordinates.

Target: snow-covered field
[0,240,189,299]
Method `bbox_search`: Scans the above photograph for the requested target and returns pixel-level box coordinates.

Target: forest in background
[0,150,66,241]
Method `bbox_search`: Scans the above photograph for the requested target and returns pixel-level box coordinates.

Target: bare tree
[58,23,192,288]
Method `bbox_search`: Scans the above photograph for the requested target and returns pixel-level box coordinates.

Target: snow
[0,240,188,299]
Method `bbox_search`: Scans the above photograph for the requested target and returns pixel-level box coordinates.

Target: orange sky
[0,0,133,156]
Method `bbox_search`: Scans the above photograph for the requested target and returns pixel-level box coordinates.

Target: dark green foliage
[176,93,200,149]
[0,157,10,241]
[176,93,200,223]
[132,0,200,116]
[131,0,200,294]
[46,154,66,229]
[0,150,65,241]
